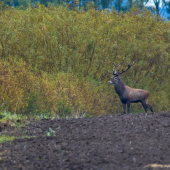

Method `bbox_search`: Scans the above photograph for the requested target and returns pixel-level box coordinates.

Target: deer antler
[118,61,135,75]
[108,62,120,75]
[113,62,120,75]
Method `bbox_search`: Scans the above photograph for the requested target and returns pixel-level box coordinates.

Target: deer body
[108,62,154,114]
[115,81,148,103]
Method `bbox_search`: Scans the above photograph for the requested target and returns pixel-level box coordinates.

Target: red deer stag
[108,61,154,115]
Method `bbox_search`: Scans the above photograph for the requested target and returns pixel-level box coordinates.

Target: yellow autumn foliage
[0,5,169,116]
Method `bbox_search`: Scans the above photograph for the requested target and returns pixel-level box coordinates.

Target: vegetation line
[0,5,169,116]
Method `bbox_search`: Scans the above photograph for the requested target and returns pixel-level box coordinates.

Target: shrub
[0,5,169,115]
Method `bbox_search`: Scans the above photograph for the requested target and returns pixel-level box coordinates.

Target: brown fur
[108,75,154,114]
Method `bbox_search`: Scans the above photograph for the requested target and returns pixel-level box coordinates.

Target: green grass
[0,111,52,124]
[0,111,93,125]
[0,135,16,143]
[0,111,27,123]
[0,134,36,143]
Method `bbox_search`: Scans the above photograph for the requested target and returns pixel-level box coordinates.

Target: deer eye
[114,77,118,80]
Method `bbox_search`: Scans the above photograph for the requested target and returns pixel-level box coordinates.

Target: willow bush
[0,4,169,115]
[0,58,116,115]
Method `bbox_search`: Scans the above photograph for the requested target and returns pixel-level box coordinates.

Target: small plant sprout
[47,128,56,136]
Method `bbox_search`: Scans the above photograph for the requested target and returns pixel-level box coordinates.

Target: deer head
[108,61,135,86]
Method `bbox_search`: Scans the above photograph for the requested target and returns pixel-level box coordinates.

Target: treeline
[1,0,147,10]
[1,0,169,18]
[0,5,169,116]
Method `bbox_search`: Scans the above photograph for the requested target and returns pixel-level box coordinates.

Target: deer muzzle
[108,80,112,84]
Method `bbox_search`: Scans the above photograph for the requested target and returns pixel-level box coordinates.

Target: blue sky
[145,0,170,20]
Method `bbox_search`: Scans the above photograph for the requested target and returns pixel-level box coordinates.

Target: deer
[108,61,154,115]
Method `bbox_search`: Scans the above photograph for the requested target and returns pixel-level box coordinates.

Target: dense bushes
[0,5,169,116]
[0,58,117,116]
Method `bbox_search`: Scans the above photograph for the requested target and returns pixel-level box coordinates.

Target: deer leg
[141,101,148,115]
[122,103,126,114]
[147,104,154,113]
[127,102,130,114]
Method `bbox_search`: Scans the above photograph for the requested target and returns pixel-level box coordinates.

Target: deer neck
[114,79,126,96]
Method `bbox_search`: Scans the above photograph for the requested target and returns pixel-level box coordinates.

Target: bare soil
[0,112,170,170]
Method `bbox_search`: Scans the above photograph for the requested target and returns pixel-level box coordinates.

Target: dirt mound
[0,112,170,170]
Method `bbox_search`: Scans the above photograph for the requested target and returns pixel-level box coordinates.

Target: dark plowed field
[0,112,170,170]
